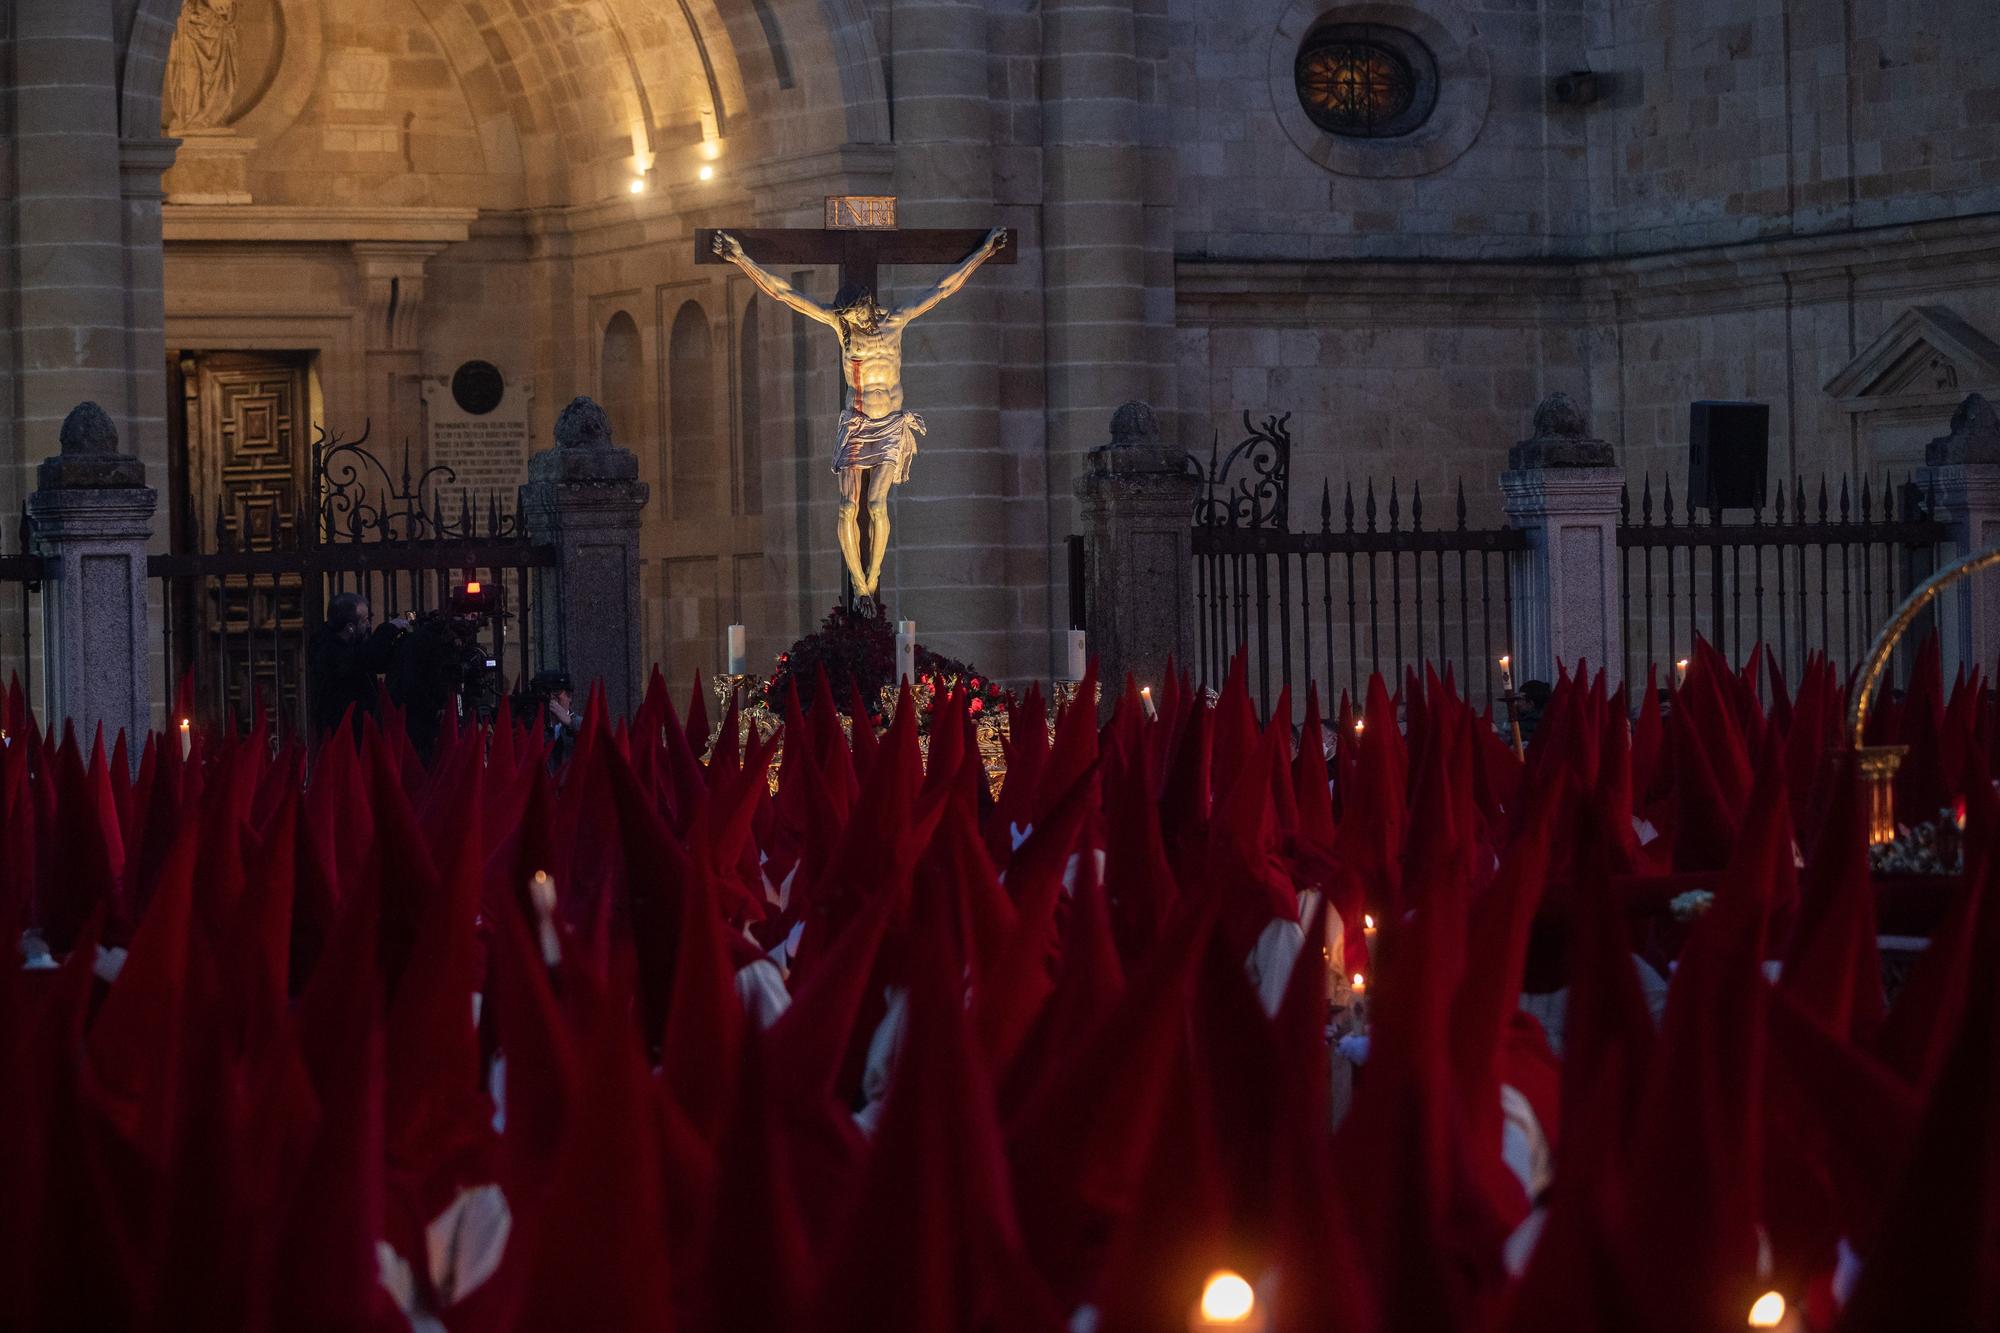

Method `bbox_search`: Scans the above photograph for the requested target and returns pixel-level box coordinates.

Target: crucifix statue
[699,200,1015,599]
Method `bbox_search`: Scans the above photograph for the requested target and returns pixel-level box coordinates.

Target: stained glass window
[1295,34,1428,138]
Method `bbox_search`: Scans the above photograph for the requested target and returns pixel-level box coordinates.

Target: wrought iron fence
[1192,413,1524,718]
[1617,472,1946,690]
[150,425,553,744]
[0,509,40,714]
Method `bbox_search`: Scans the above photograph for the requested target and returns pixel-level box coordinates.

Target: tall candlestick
[179,717,191,761]
[1064,629,1087,682]
[896,619,916,686]
[726,623,748,675]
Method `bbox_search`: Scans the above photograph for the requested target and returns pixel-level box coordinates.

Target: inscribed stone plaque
[423,372,532,518]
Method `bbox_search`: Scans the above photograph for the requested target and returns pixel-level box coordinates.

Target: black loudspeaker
[1688,400,1770,511]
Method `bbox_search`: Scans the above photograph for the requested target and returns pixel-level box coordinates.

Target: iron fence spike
[1456,478,1468,529]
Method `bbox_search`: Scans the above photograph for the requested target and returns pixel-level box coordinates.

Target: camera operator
[307,592,409,739]
[388,582,503,759]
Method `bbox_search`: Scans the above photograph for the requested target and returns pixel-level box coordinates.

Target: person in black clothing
[306,592,407,738]
[526,669,579,767]
[388,584,501,759]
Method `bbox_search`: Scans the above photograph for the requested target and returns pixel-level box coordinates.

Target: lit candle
[1065,628,1087,682]
[896,619,917,686]
[1354,716,1366,736]
[1140,684,1157,719]
[1746,1291,1786,1329]
[1498,654,1513,692]
[1363,912,1377,944]
[726,623,748,676]
[1351,972,1366,995]
[1188,1270,1263,1331]
[529,870,561,967]
[179,717,191,760]
[1675,657,1690,683]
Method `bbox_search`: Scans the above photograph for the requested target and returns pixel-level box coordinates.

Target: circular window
[1294,24,1438,139]
[450,360,506,416]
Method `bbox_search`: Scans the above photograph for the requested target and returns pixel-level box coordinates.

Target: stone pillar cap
[1924,393,2000,466]
[1085,401,1188,477]
[1507,392,1615,470]
[527,395,640,483]
[36,403,148,490]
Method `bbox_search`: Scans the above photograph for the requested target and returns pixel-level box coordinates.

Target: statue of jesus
[712,227,1008,598]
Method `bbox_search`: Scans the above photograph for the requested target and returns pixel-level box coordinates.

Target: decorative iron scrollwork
[314,424,525,544]
[1195,411,1292,531]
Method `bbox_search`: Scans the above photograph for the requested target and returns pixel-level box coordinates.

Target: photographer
[526,669,579,767]
[388,582,503,759]
[307,592,408,739]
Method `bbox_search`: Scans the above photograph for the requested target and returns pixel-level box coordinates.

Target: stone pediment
[1824,306,2000,408]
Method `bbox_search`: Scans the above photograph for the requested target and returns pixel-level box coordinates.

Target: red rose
[969,697,984,714]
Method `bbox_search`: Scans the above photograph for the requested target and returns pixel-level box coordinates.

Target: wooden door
[175,351,314,726]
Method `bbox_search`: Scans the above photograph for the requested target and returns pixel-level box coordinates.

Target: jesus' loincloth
[833,408,925,482]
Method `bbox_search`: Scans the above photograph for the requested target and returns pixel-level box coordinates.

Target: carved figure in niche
[165,0,240,130]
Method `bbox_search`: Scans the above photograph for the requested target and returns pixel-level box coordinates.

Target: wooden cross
[694,196,1016,307]
[696,198,1017,606]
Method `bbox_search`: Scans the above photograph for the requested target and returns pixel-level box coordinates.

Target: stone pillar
[28,404,157,749]
[10,0,134,511]
[1077,402,1201,694]
[1919,393,2000,678]
[1043,0,1157,675]
[1500,393,1623,691]
[519,397,650,718]
[885,0,1009,670]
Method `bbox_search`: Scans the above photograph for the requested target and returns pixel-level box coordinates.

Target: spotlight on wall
[697,163,716,182]
[1552,69,1600,106]
[628,176,647,195]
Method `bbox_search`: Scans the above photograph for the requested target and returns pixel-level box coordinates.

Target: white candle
[1140,685,1157,719]
[896,619,916,686]
[1498,654,1513,692]
[179,718,191,760]
[1065,629,1087,681]
[726,623,748,675]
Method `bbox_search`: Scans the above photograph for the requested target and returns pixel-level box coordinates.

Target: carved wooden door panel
[180,351,312,723]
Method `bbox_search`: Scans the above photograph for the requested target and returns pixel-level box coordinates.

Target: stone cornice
[164,205,478,245]
[1178,211,2000,324]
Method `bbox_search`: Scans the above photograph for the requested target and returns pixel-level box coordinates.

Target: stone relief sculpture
[165,0,240,130]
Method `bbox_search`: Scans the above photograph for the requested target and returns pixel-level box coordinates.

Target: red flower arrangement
[756,601,1010,727]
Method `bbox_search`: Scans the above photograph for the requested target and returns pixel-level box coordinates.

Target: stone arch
[599,310,646,461]
[667,300,720,522]
[119,0,881,204]
[117,0,182,138]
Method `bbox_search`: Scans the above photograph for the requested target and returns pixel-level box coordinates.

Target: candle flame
[1747,1291,1785,1328]
[1676,658,1690,674]
[1351,972,1366,991]
[1497,655,1510,669]
[1354,718,1366,734]
[1363,913,1375,929]
[1199,1271,1255,1324]
[179,718,190,731]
